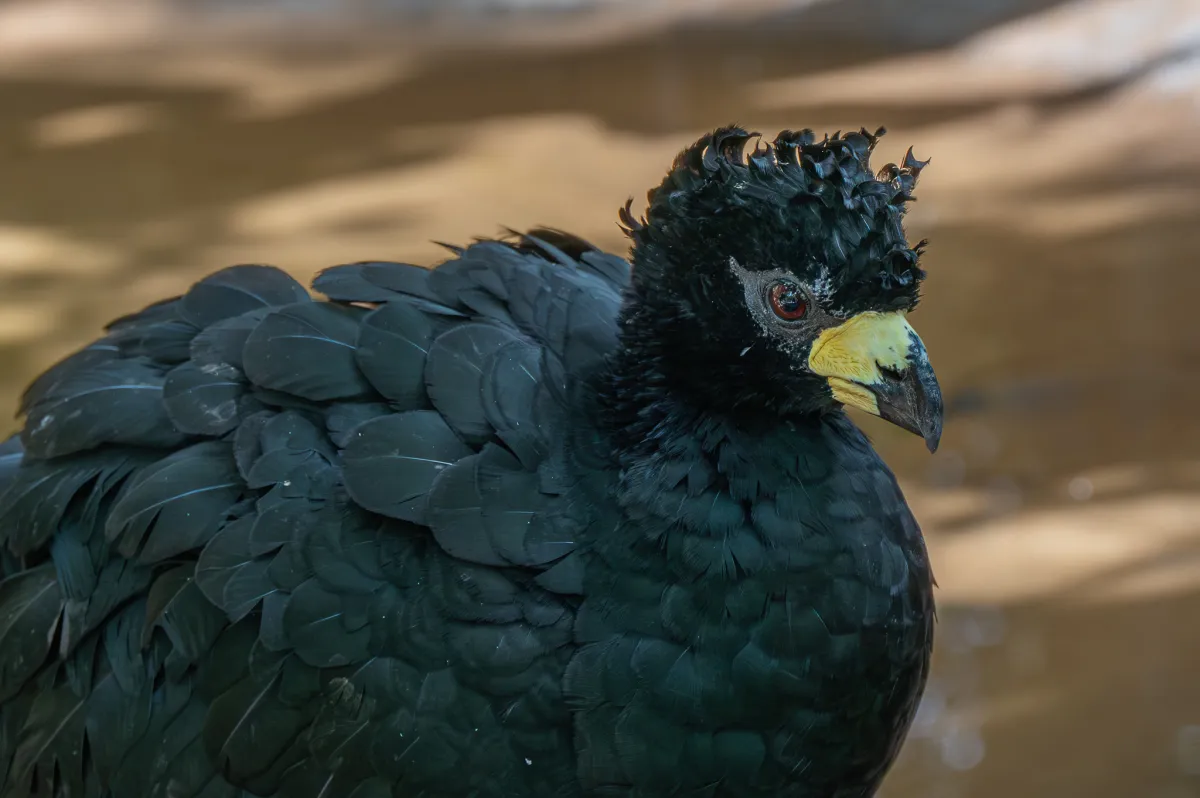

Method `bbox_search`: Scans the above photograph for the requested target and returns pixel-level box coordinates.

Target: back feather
[0,236,629,798]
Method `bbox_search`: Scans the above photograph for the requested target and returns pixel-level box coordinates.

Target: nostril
[879,364,906,382]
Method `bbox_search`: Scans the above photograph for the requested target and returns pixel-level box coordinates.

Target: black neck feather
[596,294,830,463]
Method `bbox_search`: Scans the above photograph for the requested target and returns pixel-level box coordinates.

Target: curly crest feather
[620,125,929,316]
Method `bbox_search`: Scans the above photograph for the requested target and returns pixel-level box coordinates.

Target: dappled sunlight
[0,224,122,275]
[129,52,418,119]
[0,1,1198,795]
[31,100,162,147]
[229,114,675,259]
[966,187,1200,240]
[860,97,1200,229]
[1077,550,1200,604]
[920,488,1200,604]
[0,301,59,344]
[961,0,1200,90]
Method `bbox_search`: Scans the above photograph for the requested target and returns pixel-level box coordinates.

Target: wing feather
[0,232,623,797]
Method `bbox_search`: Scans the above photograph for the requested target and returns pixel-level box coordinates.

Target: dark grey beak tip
[919,375,943,455]
[921,383,944,454]
[876,333,943,454]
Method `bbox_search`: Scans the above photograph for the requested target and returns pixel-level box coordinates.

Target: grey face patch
[727,257,838,365]
[809,265,836,308]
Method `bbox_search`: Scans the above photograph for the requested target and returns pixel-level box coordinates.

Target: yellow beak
[807,311,943,452]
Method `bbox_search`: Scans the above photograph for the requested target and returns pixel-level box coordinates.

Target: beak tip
[922,415,943,454]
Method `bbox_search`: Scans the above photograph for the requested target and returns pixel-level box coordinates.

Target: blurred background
[0,0,1199,795]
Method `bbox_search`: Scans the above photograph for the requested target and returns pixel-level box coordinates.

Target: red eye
[768,282,808,321]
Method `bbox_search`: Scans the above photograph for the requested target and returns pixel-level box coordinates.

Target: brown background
[1,1,1199,796]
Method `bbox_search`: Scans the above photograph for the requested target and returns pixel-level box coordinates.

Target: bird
[0,125,941,798]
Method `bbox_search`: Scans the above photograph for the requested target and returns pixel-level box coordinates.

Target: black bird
[0,126,941,798]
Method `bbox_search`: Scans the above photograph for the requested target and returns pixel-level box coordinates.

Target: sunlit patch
[182,53,412,118]
[0,225,120,276]
[919,489,1200,605]
[0,302,59,343]
[32,102,160,148]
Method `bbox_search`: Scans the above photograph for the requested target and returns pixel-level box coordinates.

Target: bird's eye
[768,282,808,321]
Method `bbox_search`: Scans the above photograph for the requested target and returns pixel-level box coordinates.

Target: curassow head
[620,125,942,451]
